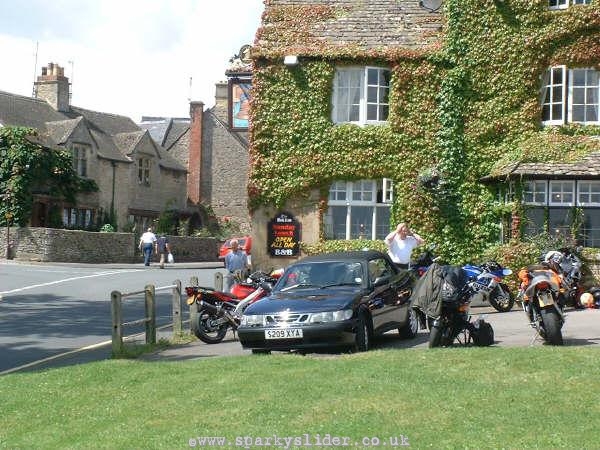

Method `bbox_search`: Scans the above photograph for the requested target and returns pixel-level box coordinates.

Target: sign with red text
[268,212,301,257]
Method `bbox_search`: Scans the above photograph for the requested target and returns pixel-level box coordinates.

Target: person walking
[224,239,248,292]
[139,227,157,267]
[156,234,171,269]
[384,222,424,270]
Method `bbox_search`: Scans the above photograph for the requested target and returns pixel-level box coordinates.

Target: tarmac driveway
[141,305,600,362]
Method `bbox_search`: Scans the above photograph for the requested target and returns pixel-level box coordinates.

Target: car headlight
[309,309,353,323]
[241,314,265,326]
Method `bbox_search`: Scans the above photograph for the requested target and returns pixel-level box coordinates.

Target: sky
[0,0,264,122]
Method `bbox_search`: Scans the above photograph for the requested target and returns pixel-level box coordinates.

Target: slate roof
[0,90,67,129]
[482,152,600,181]
[0,89,186,171]
[139,117,190,150]
[255,0,444,56]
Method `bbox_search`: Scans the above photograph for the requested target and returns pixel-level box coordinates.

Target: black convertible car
[238,250,418,353]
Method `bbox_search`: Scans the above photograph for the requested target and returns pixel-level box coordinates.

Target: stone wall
[0,227,219,264]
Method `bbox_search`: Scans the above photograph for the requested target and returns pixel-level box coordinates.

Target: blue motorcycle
[462,261,514,312]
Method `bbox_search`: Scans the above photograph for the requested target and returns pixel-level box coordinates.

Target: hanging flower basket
[417,167,440,190]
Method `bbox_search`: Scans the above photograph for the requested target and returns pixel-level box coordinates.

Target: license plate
[265,328,303,339]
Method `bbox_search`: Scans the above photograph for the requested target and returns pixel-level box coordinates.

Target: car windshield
[277,261,364,291]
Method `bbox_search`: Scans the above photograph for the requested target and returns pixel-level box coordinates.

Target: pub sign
[268,212,301,257]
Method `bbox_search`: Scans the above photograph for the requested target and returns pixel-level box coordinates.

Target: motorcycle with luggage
[185,269,281,344]
[411,263,494,348]
[462,261,514,312]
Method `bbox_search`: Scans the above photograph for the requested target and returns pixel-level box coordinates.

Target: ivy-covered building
[247,0,600,268]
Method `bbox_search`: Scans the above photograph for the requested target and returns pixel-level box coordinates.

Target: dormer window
[332,67,390,125]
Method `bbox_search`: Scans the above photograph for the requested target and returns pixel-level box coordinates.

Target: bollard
[172,280,182,335]
[189,276,198,334]
[111,290,123,355]
[145,284,156,344]
[214,272,224,291]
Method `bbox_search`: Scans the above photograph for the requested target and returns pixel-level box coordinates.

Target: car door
[367,257,401,332]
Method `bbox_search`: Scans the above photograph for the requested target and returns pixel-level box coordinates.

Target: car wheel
[398,307,419,339]
[354,313,371,352]
[251,349,271,355]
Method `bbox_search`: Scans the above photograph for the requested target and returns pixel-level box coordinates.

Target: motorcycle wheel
[398,308,419,339]
[428,324,443,348]
[489,283,515,313]
[192,313,229,344]
[540,308,563,345]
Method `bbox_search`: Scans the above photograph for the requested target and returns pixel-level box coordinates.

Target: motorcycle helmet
[544,251,564,273]
[579,292,595,309]
[589,287,600,309]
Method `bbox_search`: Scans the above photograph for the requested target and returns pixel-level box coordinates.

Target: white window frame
[549,0,589,9]
[549,180,575,206]
[523,180,547,206]
[567,68,600,125]
[332,66,390,126]
[548,0,568,9]
[326,179,393,240]
[577,180,600,206]
[541,66,566,125]
[382,178,394,203]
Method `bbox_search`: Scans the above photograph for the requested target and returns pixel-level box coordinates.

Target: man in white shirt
[138,227,157,266]
[384,222,425,270]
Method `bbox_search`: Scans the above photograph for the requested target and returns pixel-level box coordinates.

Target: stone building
[139,49,253,233]
[0,62,187,231]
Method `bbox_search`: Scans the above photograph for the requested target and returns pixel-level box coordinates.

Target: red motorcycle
[186,269,282,344]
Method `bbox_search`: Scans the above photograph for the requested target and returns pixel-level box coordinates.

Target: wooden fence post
[189,276,198,334]
[172,279,182,335]
[111,290,123,355]
[214,272,223,291]
[145,284,156,344]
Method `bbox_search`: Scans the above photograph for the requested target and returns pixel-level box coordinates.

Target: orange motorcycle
[517,264,565,345]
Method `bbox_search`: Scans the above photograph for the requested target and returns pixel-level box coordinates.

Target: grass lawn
[1,346,599,449]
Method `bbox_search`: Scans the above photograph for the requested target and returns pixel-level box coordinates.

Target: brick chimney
[187,101,204,205]
[34,63,70,112]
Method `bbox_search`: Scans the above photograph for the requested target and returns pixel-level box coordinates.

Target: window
[62,207,94,228]
[549,180,574,206]
[570,69,599,124]
[71,143,89,177]
[578,181,600,206]
[541,67,566,125]
[549,0,590,9]
[523,180,547,205]
[138,158,151,185]
[541,66,600,125]
[332,67,390,125]
[325,179,393,240]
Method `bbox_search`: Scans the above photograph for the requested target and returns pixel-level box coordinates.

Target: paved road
[140,304,600,362]
[3,257,598,372]
[0,259,223,374]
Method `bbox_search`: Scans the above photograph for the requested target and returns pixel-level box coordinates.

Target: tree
[0,127,97,227]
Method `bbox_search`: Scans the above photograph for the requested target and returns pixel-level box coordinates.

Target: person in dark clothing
[156,234,170,269]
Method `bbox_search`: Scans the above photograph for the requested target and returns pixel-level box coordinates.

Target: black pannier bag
[471,318,494,346]
[440,265,469,303]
